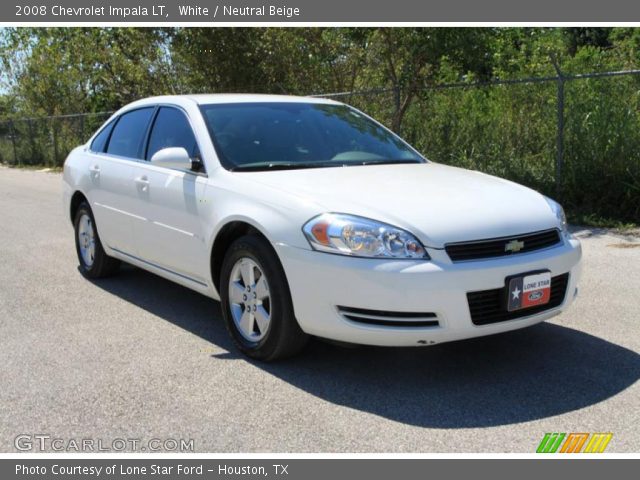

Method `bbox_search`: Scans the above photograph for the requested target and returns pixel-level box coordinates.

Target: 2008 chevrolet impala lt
[63,94,582,360]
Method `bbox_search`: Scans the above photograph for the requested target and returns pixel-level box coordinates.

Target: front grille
[467,273,569,326]
[337,306,439,328]
[445,229,561,262]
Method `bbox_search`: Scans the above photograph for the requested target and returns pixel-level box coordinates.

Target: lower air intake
[337,306,439,328]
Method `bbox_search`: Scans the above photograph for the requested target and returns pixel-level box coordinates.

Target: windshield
[200,102,425,171]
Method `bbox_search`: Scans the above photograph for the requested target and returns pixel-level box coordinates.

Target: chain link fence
[1,68,640,221]
[0,112,113,167]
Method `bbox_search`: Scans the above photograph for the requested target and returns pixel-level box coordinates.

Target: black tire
[220,235,309,361]
[74,201,120,279]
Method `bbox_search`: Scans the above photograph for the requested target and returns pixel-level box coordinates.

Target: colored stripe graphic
[537,433,566,453]
[537,433,613,453]
[560,433,589,453]
[583,433,613,453]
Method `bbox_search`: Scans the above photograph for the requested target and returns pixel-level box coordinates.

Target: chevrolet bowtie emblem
[505,239,525,253]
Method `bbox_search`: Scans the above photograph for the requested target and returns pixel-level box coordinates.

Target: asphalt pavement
[0,166,638,452]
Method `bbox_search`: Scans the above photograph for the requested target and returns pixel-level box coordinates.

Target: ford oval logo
[528,291,543,301]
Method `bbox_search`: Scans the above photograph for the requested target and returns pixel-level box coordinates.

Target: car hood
[237,162,560,247]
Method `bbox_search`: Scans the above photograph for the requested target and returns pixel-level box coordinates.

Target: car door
[86,107,155,256]
[129,106,211,287]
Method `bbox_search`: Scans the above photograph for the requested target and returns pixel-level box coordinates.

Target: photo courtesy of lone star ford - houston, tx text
[0,1,638,479]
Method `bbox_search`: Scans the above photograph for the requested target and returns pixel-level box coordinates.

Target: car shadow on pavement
[94,264,640,429]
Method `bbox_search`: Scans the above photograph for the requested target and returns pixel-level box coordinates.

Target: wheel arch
[210,220,274,294]
[70,190,89,224]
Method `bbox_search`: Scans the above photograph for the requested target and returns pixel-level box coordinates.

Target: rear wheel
[74,202,120,279]
[220,235,308,361]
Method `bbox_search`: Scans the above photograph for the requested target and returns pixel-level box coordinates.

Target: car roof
[188,94,341,105]
[123,93,342,109]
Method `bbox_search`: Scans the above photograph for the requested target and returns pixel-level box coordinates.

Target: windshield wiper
[230,162,340,172]
[230,159,424,172]
[355,159,423,166]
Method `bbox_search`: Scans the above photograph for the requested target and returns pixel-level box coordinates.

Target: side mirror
[150,147,193,171]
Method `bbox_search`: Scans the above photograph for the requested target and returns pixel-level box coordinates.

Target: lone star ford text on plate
[62,94,582,360]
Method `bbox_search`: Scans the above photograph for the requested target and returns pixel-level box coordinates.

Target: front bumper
[275,235,582,346]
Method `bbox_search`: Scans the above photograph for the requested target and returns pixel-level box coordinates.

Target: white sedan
[63,94,582,360]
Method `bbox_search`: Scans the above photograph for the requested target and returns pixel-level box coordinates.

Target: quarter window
[146,107,199,160]
[90,120,115,153]
[106,107,154,159]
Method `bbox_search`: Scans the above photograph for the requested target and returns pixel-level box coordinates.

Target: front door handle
[135,175,150,192]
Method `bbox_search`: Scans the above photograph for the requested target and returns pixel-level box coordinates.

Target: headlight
[302,213,429,259]
[545,197,568,234]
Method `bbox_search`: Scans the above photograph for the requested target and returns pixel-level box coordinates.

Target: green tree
[362,28,496,132]
[169,28,370,96]
[169,28,270,93]
[259,28,370,95]
[1,28,173,115]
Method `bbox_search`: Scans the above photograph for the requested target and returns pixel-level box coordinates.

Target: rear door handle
[89,165,100,177]
[135,175,150,192]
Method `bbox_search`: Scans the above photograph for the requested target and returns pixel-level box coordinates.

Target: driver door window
[146,107,200,164]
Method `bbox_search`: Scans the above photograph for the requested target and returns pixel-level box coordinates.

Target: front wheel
[220,235,309,361]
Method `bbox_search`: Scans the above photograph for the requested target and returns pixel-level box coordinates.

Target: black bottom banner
[3,459,637,480]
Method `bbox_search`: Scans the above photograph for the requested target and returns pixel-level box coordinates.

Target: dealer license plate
[507,271,551,312]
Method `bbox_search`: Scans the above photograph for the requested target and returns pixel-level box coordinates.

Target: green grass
[568,212,639,231]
